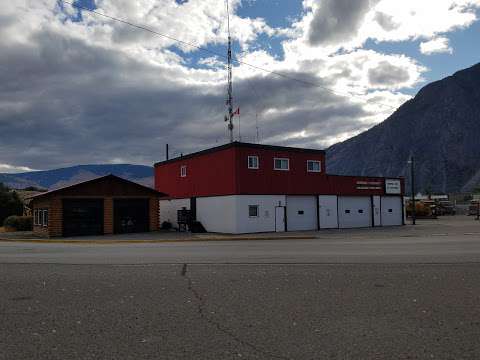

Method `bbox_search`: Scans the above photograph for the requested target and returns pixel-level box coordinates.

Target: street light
[408,156,416,225]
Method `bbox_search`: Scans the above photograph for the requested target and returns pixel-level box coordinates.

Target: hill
[0,164,154,190]
[327,62,480,194]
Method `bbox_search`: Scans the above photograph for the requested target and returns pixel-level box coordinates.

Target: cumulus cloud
[307,0,379,46]
[419,37,453,55]
[0,0,478,171]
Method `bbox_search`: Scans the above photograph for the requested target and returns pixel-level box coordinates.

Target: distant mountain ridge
[327,62,480,194]
[0,164,154,190]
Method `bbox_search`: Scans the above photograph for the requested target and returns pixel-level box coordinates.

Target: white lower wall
[197,196,237,233]
[159,198,190,228]
[236,195,286,233]
[196,195,286,234]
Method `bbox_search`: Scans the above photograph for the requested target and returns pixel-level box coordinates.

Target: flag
[232,107,240,116]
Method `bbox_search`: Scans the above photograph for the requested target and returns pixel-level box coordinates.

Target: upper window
[180,165,187,177]
[274,158,289,171]
[307,160,321,173]
[248,205,259,217]
[248,156,259,169]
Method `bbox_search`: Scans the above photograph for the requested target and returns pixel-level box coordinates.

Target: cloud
[307,0,379,46]
[368,61,410,86]
[374,11,399,31]
[0,0,478,172]
[0,164,37,173]
[419,37,453,55]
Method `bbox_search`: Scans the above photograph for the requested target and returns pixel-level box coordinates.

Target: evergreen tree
[0,182,23,225]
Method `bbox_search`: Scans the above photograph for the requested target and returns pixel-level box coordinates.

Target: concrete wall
[159,198,190,228]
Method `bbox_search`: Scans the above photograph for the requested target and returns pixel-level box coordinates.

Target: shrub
[0,182,23,224]
[3,216,33,231]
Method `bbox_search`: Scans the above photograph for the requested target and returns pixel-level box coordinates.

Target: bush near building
[0,182,23,224]
[3,215,33,231]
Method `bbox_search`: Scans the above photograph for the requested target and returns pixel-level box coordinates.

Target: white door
[373,196,381,227]
[275,206,285,232]
[381,196,403,226]
[286,196,317,231]
[318,195,338,229]
[338,196,372,228]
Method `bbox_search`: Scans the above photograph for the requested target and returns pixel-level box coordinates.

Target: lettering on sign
[356,180,383,190]
[385,179,401,194]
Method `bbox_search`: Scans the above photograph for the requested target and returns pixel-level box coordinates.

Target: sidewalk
[0,229,317,244]
[0,216,477,244]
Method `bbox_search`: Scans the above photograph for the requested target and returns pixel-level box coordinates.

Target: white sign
[385,179,401,194]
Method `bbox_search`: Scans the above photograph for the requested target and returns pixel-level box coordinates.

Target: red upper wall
[154,142,404,198]
[235,146,327,195]
[155,146,237,198]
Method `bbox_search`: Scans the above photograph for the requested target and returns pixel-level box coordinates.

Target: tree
[0,182,23,225]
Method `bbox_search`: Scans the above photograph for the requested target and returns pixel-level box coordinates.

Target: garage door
[286,196,317,231]
[318,195,338,229]
[381,196,403,226]
[338,196,372,229]
[114,199,150,234]
[63,199,104,237]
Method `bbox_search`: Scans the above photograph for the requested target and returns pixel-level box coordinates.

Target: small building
[30,174,165,238]
[154,142,405,234]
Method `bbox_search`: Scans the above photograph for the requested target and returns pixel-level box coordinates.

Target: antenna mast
[225,0,234,143]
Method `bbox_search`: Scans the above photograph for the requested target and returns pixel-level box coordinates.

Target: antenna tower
[225,0,234,143]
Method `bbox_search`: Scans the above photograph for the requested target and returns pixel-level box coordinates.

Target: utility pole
[225,0,234,143]
[409,156,416,225]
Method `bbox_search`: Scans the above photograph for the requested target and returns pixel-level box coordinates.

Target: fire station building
[155,142,404,234]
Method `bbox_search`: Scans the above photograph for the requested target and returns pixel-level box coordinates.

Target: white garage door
[286,196,317,231]
[381,196,403,226]
[318,195,338,229]
[338,196,372,229]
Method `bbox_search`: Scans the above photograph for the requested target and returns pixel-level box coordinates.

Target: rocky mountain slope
[327,62,480,194]
[0,164,153,190]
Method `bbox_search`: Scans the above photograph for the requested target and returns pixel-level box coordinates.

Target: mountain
[327,62,480,194]
[0,164,154,190]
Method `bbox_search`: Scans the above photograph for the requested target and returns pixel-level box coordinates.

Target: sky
[1,0,479,172]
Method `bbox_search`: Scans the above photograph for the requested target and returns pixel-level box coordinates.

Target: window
[180,165,187,177]
[274,158,289,171]
[248,156,259,169]
[345,210,351,214]
[298,210,304,215]
[358,209,364,214]
[33,210,38,226]
[307,160,321,172]
[42,210,49,227]
[248,205,259,217]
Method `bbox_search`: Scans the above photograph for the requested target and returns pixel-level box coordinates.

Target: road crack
[181,263,291,360]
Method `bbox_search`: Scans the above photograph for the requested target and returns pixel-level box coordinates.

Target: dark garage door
[114,199,150,234]
[63,199,104,237]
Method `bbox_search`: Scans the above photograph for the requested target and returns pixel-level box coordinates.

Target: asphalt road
[1,218,480,359]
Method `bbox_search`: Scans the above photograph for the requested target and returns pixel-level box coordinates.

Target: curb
[0,235,317,245]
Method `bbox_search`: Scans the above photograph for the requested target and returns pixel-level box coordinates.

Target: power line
[59,0,397,111]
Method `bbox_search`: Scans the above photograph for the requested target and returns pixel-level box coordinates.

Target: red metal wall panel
[155,147,237,198]
[154,143,404,198]
[235,147,328,195]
